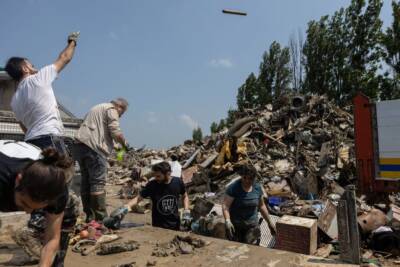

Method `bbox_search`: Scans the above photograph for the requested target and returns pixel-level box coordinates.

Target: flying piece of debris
[222,9,247,16]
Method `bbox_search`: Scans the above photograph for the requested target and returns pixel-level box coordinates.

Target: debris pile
[152,235,208,257]
[110,94,355,209]
[107,94,400,263]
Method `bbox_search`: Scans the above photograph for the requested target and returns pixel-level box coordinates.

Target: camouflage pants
[230,221,261,245]
[20,191,80,266]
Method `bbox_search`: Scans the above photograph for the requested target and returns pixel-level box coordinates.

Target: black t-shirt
[140,177,186,230]
[0,152,68,214]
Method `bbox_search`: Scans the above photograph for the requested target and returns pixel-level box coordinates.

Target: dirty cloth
[97,240,140,255]
[152,235,207,257]
[76,102,122,158]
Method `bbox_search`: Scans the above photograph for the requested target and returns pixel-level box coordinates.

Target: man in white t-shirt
[5,32,80,267]
[5,32,79,153]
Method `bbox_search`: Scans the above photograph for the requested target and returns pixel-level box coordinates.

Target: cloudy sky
[0,0,392,148]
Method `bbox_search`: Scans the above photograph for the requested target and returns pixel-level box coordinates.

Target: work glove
[110,206,129,218]
[181,209,193,227]
[68,31,80,45]
[103,206,129,230]
[225,219,235,240]
[124,142,133,152]
[116,148,126,162]
[268,222,277,236]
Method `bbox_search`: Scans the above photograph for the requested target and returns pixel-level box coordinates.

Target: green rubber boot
[90,193,108,222]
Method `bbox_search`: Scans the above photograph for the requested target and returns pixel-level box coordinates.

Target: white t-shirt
[11,64,64,141]
[0,140,41,160]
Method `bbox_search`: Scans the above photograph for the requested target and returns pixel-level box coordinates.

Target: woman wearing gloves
[223,164,276,245]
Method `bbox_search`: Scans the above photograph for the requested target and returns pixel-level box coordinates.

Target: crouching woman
[0,140,73,267]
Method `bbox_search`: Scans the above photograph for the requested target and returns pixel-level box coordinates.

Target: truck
[354,92,400,194]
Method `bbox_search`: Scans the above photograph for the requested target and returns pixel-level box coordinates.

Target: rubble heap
[105,94,400,262]
[109,94,355,210]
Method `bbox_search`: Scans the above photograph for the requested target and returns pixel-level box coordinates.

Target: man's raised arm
[54,32,79,73]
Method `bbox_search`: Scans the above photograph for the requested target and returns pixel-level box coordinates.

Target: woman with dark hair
[222,164,276,245]
[0,140,73,267]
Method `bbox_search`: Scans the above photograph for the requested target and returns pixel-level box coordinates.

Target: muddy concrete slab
[64,226,356,267]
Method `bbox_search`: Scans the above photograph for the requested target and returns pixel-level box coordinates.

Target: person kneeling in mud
[222,164,276,245]
[0,140,73,267]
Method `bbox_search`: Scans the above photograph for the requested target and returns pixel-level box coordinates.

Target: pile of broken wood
[107,94,400,262]
[109,94,355,207]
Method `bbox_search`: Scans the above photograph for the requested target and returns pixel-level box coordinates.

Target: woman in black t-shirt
[0,141,73,267]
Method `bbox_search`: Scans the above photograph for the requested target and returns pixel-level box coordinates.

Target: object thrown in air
[222,9,247,16]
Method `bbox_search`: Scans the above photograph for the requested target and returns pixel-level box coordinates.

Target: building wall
[0,78,82,140]
[0,80,16,111]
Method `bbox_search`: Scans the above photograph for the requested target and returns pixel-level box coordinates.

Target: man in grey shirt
[73,98,129,222]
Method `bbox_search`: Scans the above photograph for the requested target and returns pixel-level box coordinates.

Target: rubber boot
[90,193,108,221]
[81,193,93,222]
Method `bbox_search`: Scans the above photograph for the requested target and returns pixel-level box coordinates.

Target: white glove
[68,31,80,44]
[182,209,193,226]
[225,219,235,239]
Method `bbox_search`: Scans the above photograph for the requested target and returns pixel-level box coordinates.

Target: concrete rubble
[100,94,400,264]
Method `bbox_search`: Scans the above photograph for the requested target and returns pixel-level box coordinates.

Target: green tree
[383,1,400,76]
[344,0,383,101]
[210,122,219,134]
[302,16,332,96]
[192,127,203,142]
[381,0,400,99]
[217,119,226,131]
[303,0,384,104]
[226,108,237,126]
[237,73,258,110]
[258,41,292,104]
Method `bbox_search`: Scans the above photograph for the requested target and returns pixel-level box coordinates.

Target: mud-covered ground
[0,185,360,267]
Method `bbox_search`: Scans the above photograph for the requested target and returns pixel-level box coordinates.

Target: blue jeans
[27,135,67,155]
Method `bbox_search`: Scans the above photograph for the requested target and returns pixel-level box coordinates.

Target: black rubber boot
[81,193,93,222]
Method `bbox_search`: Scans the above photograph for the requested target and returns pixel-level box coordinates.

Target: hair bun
[41,148,73,169]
